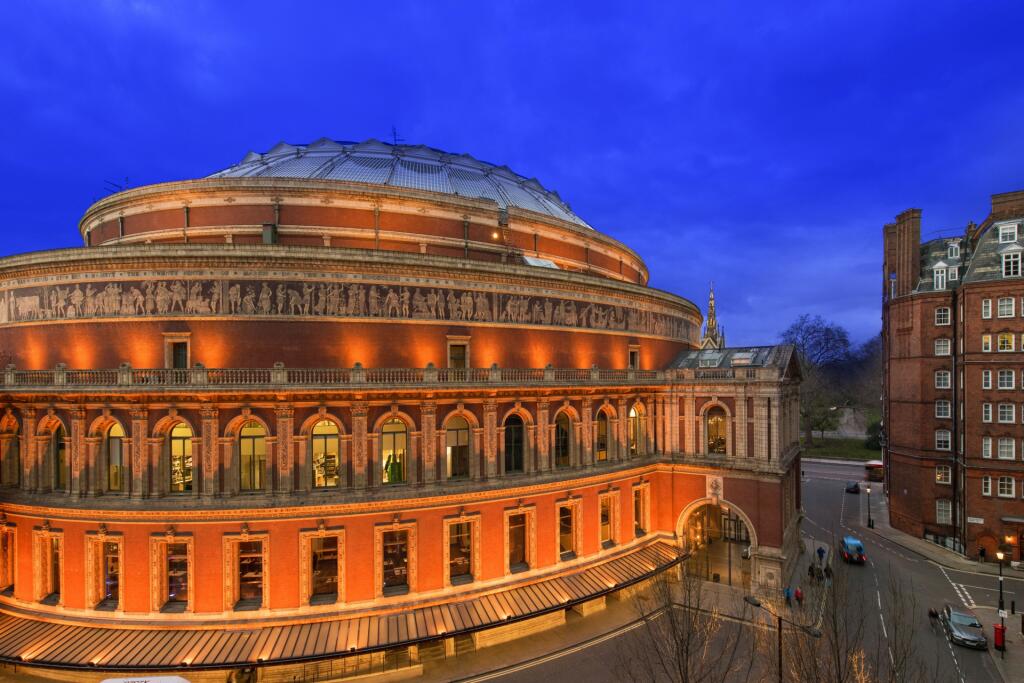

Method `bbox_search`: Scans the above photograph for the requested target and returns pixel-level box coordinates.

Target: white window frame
[999,369,1015,390]
[948,243,960,259]
[999,333,1015,352]
[983,369,992,389]
[935,430,951,451]
[982,476,992,496]
[935,307,951,326]
[1000,224,1018,243]
[999,476,1015,498]
[934,339,951,356]
[935,400,951,418]
[936,465,952,485]
[982,403,992,423]
[999,437,1016,460]
[933,268,946,290]
[1000,403,1016,424]
[1003,252,1021,278]
[983,436,992,458]
[935,371,951,389]
[983,299,992,319]
[999,297,1016,318]
[948,266,958,281]
[983,335,992,352]
[936,499,952,524]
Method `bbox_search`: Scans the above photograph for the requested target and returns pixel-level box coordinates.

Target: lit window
[983,436,992,458]
[558,505,576,560]
[629,405,648,456]
[447,521,473,585]
[936,499,952,524]
[168,423,193,493]
[999,333,1015,352]
[554,413,572,467]
[51,424,67,492]
[934,339,951,356]
[446,416,471,479]
[311,420,340,489]
[936,465,952,485]
[999,438,1016,460]
[935,307,950,326]
[983,335,992,352]
[935,371,951,389]
[310,536,340,603]
[381,528,411,596]
[1000,224,1018,243]
[983,370,992,389]
[935,430,951,451]
[595,411,609,462]
[381,418,407,485]
[0,528,15,594]
[235,540,264,610]
[238,422,266,492]
[999,297,1016,318]
[91,540,121,610]
[933,268,946,290]
[999,370,1015,390]
[633,487,649,537]
[982,299,992,319]
[705,406,726,454]
[508,513,528,573]
[1003,252,1021,278]
[935,400,951,418]
[999,476,1015,498]
[982,476,992,496]
[164,542,189,611]
[1000,404,1016,423]
[106,423,126,492]
[599,495,616,548]
[983,403,992,422]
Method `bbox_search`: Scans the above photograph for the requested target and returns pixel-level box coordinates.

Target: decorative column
[581,398,593,466]
[69,407,86,498]
[483,401,498,479]
[351,403,368,488]
[668,392,680,454]
[754,396,769,460]
[20,407,36,492]
[200,407,219,498]
[275,405,294,495]
[735,390,748,458]
[85,436,101,496]
[147,436,163,496]
[526,424,537,474]
[421,402,437,483]
[537,400,550,472]
[683,395,696,454]
[616,398,628,461]
[768,394,781,462]
[130,408,147,498]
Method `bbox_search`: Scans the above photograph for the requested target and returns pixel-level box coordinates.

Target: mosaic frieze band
[0,277,696,340]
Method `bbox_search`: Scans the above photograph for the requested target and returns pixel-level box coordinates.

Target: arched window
[504,415,524,474]
[169,423,194,493]
[311,420,340,488]
[595,411,610,462]
[106,423,126,492]
[2,433,19,487]
[446,416,470,479]
[554,413,571,468]
[706,407,727,454]
[52,424,67,491]
[239,421,266,492]
[381,418,407,485]
[628,405,646,457]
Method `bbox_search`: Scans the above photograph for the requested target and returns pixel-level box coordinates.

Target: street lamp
[866,485,873,529]
[997,550,1006,659]
[744,595,822,683]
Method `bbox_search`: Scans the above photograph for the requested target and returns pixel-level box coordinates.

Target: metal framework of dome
[208,138,592,229]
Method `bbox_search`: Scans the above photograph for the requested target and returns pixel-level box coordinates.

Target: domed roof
[208,138,591,229]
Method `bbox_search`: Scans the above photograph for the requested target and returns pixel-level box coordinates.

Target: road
[463,460,1008,682]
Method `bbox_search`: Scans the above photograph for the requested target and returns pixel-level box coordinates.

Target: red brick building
[884,190,1024,560]
[0,139,801,678]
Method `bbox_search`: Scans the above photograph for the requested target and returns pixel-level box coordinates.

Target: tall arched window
[504,414,524,474]
[169,423,194,493]
[52,424,67,491]
[311,420,340,488]
[239,421,266,492]
[554,413,571,468]
[628,405,646,457]
[446,416,470,479]
[595,411,609,462]
[706,407,727,454]
[381,418,407,485]
[106,423,126,492]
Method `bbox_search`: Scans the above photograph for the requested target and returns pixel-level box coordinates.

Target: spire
[701,282,725,349]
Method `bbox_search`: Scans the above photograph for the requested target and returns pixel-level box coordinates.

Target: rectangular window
[934,268,946,290]
[999,476,1015,498]
[508,514,528,573]
[448,343,468,370]
[935,430,951,451]
[936,499,952,525]
[165,542,189,611]
[935,371,951,389]
[634,488,648,537]
[983,370,992,389]
[999,297,1016,318]
[0,529,14,594]
[1000,224,1018,243]
[310,536,339,602]
[983,403,992,422]
[558,505,576,560]
[949,243,960,259]
[999,438,1016,460]
[1000,404,1016,423]
[983,299,992,319]
[949,266,958,281]
[999,370,1015,390]
[96,541,120,610]
[448,522,473,585]
[382,530,409,595]
[1004,252,1021,278]
[983,335,993,352]
[935,307,950,326]
[934,339,951,356]
[983,436,992,458]
[600,497,614,548]
[983,476,992,496]
[999,333,1015,351]
[171,342,189,369]
[936,465,952,485]
[935,400,951,418]
[236,540,263,610]
[628,348,640,370]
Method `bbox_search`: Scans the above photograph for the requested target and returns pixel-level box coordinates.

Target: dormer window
[1003,252,1021,278]
[933,268,946,290]
[948,266,958,281]
[948,243,960,259]
[1000,224,1018,243]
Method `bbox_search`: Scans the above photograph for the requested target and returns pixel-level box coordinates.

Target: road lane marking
[879,613,888,639]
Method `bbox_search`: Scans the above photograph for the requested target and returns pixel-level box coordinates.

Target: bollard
[1013,600,1017,615]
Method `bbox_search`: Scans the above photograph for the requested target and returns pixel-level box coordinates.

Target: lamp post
[866,485,873,529]
[744,595,821,683]
[997,550,1006,659]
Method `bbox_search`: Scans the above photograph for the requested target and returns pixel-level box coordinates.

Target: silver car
[940,604,988,649]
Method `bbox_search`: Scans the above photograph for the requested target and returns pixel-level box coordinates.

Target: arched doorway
[681,502,753,588]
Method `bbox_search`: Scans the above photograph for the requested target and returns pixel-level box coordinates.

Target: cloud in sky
[2,1,1023,346]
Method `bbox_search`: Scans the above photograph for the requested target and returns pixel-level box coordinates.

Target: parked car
[938,604,988,649]
[845,481,860,494]
[840,536,866,563]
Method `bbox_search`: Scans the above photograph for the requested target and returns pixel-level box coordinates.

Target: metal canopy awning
[0,540,681,673]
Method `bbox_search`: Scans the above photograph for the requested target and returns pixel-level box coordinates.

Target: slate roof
[208,138,592,229]
[670,344,796,370]
[915,216,1024,292]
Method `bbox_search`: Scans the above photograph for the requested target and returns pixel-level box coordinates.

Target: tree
[780,315,852,446]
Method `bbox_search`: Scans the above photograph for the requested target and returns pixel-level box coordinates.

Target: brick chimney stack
[991,189,1024,221]
[883,208,921,300]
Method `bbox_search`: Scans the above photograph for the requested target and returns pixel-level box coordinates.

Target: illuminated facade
[0,139,801,676]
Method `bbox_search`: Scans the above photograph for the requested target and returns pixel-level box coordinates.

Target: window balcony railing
[0,362,777,390]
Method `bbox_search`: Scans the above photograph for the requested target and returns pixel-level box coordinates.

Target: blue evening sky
[2,2,1023,346]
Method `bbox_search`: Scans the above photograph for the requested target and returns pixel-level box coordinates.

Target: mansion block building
[0,139,801,678]
[884,189,1024,560]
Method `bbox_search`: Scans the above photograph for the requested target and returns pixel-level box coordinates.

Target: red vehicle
[865,460,884,483]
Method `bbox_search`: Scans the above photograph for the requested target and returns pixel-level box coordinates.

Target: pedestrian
[808,563,816,582]
[795,587,804,607]
[784,586,792,606]
[816,546,826,566]
[824,564,833,581]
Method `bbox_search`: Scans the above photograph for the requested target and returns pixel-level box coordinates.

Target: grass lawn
[801,437,880,461]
